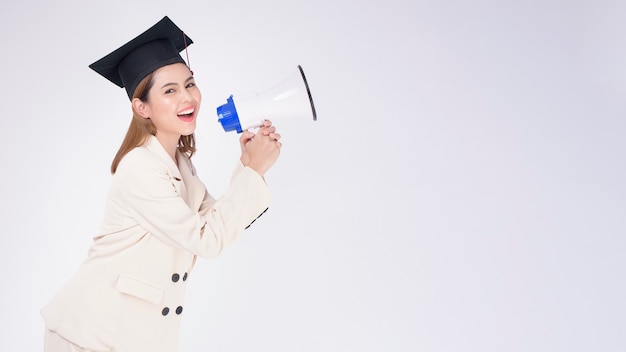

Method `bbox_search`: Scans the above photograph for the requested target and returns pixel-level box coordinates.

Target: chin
[181,124,197,136]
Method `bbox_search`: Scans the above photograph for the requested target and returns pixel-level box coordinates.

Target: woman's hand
[239,120,282,177]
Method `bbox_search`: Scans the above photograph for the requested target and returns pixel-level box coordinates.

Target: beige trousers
[44,329,107,352]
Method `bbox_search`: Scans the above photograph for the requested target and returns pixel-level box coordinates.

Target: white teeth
[178,108,194,115]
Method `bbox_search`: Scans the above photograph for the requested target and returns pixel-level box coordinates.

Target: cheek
[153,100,174,114]
[148,102,171,125]
[192,91,202,113]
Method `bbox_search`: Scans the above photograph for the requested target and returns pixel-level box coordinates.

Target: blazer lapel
[177,151,204,212]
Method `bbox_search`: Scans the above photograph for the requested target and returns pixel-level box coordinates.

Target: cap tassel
[183,31,193,76]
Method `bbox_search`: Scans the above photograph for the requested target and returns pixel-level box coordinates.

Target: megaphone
[217,65,317,133]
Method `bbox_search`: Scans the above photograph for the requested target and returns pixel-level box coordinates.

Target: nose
[181,88,193,102]
[182,87,201,105]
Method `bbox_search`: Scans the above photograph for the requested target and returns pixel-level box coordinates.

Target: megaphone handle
[245,127,260,135]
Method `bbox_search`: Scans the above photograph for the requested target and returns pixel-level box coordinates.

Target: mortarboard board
[89,16,193,100]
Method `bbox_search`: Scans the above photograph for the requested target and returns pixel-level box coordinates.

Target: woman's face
[144,63,202,142]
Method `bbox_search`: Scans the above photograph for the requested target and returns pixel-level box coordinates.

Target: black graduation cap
[89,16,193,99]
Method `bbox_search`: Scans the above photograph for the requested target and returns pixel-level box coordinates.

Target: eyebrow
[160,76,195,89]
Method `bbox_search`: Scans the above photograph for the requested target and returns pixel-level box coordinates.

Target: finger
[240,131,254,144]
[260,126,276,136]
[269,132,281,141]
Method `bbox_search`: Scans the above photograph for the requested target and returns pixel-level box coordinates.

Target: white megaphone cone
[217,65,317,133]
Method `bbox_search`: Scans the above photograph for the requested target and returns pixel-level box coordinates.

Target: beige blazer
[41,136,272,352]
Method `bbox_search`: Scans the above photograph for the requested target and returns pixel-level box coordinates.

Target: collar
[144,135,184,181]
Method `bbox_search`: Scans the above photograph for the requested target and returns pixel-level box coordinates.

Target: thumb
[239,131,254,146]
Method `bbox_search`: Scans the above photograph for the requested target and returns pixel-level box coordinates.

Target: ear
[132,97,151,119]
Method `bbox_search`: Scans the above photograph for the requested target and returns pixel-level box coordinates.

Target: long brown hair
[110,71,196,174]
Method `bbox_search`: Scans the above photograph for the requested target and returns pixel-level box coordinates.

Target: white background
[1,0,625,351]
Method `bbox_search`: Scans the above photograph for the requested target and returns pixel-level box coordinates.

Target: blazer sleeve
[113,150,273,259]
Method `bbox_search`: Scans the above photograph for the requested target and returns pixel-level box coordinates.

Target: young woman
[40,16,281,352]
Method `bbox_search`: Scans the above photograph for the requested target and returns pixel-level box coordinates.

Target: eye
[165,88,176,94]
[186,82,196,89]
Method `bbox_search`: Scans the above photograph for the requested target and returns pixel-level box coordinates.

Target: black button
[162,307,170,316]
[182,272,188,281]
[176,306,183,315]
[172,273,180,282]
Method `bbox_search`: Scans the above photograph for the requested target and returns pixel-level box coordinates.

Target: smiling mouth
[177,107,195,119]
